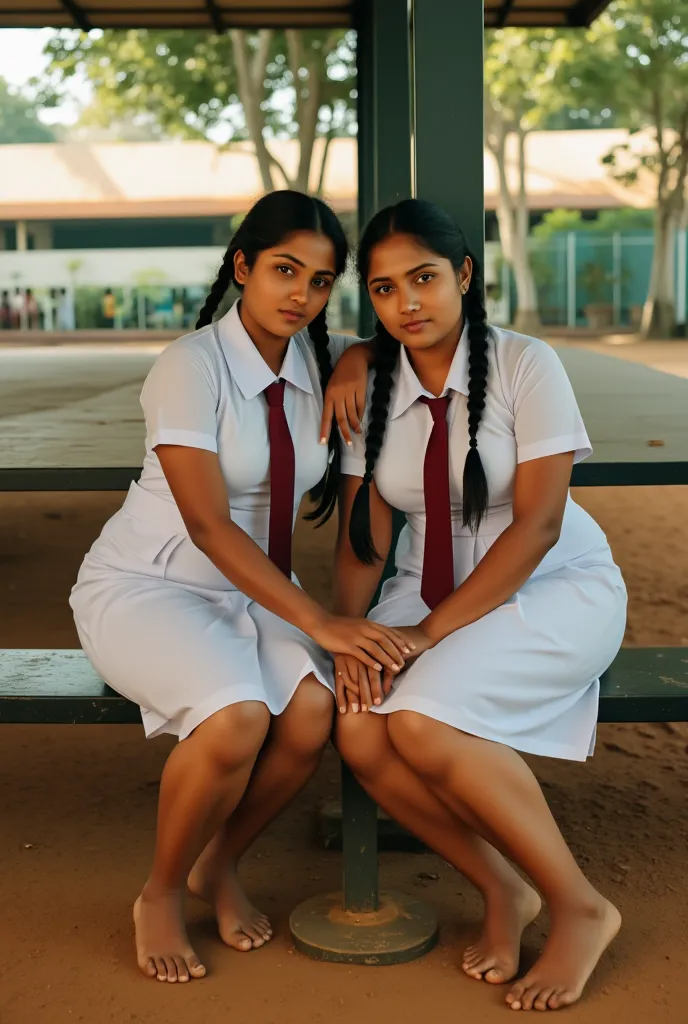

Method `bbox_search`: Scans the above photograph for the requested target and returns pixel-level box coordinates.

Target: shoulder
[489,325,567,386]
[297,328,365,365]
[143,323,221,395]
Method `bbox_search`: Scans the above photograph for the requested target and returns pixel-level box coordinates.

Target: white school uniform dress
[342,325,627,762]
[70,300,355,741]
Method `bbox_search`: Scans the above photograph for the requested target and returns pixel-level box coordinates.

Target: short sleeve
[511,339,592,465]
[328,332,368,366]
[140,340,219,453]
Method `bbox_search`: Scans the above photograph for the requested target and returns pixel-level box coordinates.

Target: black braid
[461,274,490,532]
[195,247,237,329]
[348,321,400,564]
[304,306,341,526]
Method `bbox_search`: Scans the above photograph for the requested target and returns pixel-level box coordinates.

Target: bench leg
[289,763,438,964]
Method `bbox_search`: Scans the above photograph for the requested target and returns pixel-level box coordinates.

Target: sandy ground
[2,336,688,1023]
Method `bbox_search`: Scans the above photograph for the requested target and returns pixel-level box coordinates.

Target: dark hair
[350,198,490,564]
[196,190,348,525]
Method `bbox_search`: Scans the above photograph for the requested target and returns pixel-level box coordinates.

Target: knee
[193,701,270,770]
[335,714,388,782]
[280,677,334,758]
[387,711,446,779]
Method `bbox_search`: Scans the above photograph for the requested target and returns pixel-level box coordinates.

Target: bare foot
[133,887,206,983]
[506,895,621,1011]
[188,860,272,952]
[462,878,542,984]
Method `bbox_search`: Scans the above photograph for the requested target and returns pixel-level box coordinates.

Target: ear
[233,249,249,286]
[458,256,473,295]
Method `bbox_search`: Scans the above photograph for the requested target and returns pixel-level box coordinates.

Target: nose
[289,284,308,306]
[399,288,420,315]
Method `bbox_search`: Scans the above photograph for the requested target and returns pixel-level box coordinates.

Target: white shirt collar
[390,321,469,420]
[215,299,314,401]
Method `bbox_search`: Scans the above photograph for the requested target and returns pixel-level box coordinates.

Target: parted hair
[196,190,348,525]
[350,198,490,564]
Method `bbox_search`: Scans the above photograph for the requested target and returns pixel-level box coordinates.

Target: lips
[401,319,430,330]
[280,309,305,321]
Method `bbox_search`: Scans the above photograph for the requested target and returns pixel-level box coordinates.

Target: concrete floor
[1,335,687,470]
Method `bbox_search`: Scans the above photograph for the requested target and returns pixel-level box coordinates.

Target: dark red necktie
[265,380,295,578]
[419,395,455,609]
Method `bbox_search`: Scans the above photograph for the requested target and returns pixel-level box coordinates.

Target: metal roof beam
[59,0,92,31]
[205,0,224,33]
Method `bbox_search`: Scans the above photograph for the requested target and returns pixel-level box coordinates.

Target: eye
[276,264,295,276]
[373,284,393,295]
[417,273,435,285]
[312,277,332,290]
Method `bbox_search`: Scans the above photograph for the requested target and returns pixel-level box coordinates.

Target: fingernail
[374,663,382,671]
[403,647,410,654]
[319,437,327,445]
[339,706,346,714]
[362,704,369,712]
[347,440,353,447]
[374,698,382,706]
[392,663,400,671]
[352,703,359,713]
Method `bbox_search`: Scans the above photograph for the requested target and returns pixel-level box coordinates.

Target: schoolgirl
[333,198,627,1012]
[70,190,413,983]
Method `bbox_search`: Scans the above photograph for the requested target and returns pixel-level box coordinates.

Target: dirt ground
[2,483,687,1024]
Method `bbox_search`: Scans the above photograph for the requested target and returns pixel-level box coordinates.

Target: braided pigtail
[195,246,238,329]
[461,263,490,532]
[305,305,340,526]
[348,322,400,564]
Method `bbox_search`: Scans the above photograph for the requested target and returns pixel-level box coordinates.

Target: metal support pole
[612,232,622,326]
[567,232,577,328]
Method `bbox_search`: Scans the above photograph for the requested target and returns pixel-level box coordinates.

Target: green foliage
[532,209,584,239]
[38,28,357,144]
[0,77,55,144]
[558,0,688,213]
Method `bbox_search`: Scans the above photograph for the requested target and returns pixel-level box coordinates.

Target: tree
[39,28,357,194]
[562,0,688,337]
[484,30,571,332]
[0,78,55,144]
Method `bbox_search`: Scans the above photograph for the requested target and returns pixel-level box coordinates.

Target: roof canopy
[0,1,613,30]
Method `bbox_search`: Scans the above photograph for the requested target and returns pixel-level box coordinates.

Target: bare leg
[134,700,269,983]
[188,676,334,951]
[388,712,621,1012]
[336,713,541,985]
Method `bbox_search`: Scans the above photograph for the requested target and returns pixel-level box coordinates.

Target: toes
[485,967,509,985]
[163,956,178,983]
[225,930,254,952]
[520,984,543,1011]
[549,989,576,1009]
[187,955,207,978]
[534,988,556,1011]
[173,956,190,983]
[154,956,167,982]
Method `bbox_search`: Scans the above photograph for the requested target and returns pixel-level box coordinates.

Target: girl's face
[366,233,472,351]
[234,230,337,338]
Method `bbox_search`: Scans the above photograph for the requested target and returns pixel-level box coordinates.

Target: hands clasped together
[309,617,435,714]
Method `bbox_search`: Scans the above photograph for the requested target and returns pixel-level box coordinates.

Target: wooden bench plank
[2,647,688,725]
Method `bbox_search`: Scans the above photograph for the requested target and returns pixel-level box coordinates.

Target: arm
[420,452,573,645]
[320,341,373,445]
[156,444,411,673]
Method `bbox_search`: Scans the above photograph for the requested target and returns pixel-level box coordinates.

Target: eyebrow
[273,253,336,277]
[368,261,439,286]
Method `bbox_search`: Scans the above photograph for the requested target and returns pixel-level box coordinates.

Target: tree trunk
[286,29,323,193]
[641,206,676,338]
[490,123,540,333]
[512,129,540,334]
[230,29,276,192]
[316,130,334,195]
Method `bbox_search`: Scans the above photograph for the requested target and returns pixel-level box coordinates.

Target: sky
[0,28,89,124]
